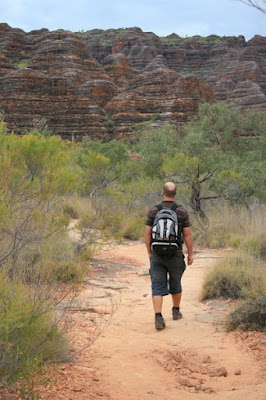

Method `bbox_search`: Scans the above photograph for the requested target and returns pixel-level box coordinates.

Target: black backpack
[151,204,182,257]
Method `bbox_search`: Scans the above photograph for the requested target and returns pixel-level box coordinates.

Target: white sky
[0,0,265,39]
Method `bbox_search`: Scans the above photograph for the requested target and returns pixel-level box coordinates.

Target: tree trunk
[190,182,207,221]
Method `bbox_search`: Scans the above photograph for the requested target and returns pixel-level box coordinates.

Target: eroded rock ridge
[0,24,265,139]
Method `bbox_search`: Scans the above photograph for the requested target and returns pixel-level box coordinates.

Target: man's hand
[183,227,193,266]
[145,225,152,260]
[187,254,194,265]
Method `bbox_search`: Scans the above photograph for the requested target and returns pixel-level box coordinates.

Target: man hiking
[145,182,193,330]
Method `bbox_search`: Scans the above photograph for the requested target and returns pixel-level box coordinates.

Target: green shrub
[42,235,89,283]
[225,292,266,331]
[132,120,153,132]
[103,114,117,134]
[13,59,29,69]
[78,210,145,241]
[12,234,89,285]
[0,273,69,383]
[52,260,85,282]
[63,201,79,219]
[63,197,94,220]
[79,211,124,235]
[77,213,95,230]
[121,216,145,240]
[200,254,265,300]
[0,133,78,273]
[150,113,160,122]
[77,242,96,262]
[101,213,125,234]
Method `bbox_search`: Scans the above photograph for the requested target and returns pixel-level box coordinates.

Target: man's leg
[150,254,168,330]
[152,295,163,313]
[153,295,165,330]
[171,292,182,308]
[168,255,186,320]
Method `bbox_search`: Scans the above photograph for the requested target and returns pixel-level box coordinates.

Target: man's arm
[145,225,152,259]
[183,227,194,265]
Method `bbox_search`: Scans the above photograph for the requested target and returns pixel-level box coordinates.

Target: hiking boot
[155,314,165,330]
[172,307,182,320]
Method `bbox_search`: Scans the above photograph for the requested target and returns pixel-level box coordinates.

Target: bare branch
[89,174,118,198]
[199,195,220,200]
[198,170,216,184]
[236,0,266,14]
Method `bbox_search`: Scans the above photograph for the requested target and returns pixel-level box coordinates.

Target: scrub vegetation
[0,102,265,393]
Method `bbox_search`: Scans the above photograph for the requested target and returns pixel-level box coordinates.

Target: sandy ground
[88,243,266,400]
[2,241,265,399]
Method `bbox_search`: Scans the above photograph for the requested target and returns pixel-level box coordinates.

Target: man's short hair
[163,182,177,198]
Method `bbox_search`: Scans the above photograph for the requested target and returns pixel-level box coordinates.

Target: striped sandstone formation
[0,24,265,139]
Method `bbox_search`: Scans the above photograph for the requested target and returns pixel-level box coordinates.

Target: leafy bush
[63,201,80,219]
[78,202,146,241]
[200,254,265,300]
[77,213,96,231]
[63,197,94,220]
[53,260,85,283]
[14,232,93,285]
[0,131,95,394]
[27,117,54,137]
[0,133,78,271]
[149,113,160,122]
[45,235,89,283]
[79,210,124,237]
[0,273,69,383]
[13,59,29,69]
[121,216,145,240]
[225,292,266,331]
[76,177,152,240]
[0,132,93,286]
[137,125,178,177]
[103,113,117,134]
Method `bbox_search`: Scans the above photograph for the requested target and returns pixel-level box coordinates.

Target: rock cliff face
[0,23,265,139]
[0,69,108,141]
[105,69,214,137]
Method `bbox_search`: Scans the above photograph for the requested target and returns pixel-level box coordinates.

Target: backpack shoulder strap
[171,203,180,211]
[171,204,183,241]
[156,204,163,211]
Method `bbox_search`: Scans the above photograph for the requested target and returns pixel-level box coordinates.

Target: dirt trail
[39,242,266,400]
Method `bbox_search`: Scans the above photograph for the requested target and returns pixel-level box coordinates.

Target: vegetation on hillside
[0,102,265,393]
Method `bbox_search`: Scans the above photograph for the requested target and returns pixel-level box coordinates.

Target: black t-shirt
[145,201,191,229]
[145,201,191,255]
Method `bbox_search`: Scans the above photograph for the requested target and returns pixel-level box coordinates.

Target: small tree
[76,139,133,197]
[30,117,54,137]
[136,125,179,178]
[0,133,78,271]
[77,150,117,198]
[162,103,266,219]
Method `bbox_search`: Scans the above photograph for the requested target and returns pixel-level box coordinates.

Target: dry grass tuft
[200,253,265,301]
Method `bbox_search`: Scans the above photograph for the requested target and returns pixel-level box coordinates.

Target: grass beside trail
[200,254,264,300]
[201,252,266,331]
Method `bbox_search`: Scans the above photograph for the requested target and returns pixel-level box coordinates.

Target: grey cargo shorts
[149,252,186,297]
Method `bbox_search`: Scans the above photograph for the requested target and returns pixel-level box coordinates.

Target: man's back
[146,201,190,256]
